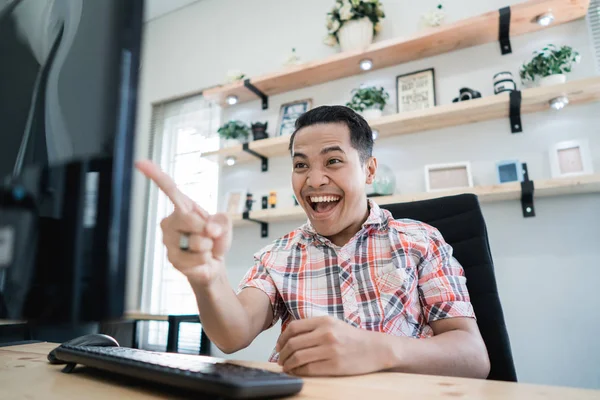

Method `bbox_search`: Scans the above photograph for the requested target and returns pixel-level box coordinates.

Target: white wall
[130,0,600,389]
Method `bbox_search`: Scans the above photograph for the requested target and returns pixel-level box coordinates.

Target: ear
[365,157,377,184]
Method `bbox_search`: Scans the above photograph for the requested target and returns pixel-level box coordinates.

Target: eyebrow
[321,146,345,155]
[292,146,346,159]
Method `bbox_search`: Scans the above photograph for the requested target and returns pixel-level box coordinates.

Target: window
[588,0,600,73]
[139,94,221,353]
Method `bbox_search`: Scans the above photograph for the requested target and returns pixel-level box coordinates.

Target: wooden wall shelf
[202,0,590,108]
[230,174,600,227]
[204,77,600,166]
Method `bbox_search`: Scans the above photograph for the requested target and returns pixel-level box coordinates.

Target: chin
[311,223,340,238]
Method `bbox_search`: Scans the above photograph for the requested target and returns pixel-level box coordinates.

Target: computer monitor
[0,0,143,324]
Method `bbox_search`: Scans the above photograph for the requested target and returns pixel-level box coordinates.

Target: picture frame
[277,98,313,137]
[549,139,593,178]
[425,162,473,192]
[496,160,524,184]
[223,189,247,214]
[396,68,436,113]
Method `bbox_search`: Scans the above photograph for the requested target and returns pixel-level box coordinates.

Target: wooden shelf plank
[372,76,600,138]
[204,77,600,165]
[203,0,589,108]
[232,174,600,226]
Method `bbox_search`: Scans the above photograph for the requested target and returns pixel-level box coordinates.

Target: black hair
[288,105,373,164]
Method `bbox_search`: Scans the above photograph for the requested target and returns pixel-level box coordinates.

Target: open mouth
[307,195,342,215]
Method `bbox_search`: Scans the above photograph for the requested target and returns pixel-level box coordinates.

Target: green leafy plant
[217,120,250,141]
[519,45,581,83]
[324,0,385,46]
[346,86,389,112]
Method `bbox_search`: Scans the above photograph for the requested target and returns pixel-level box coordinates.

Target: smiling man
[137,105,490,378]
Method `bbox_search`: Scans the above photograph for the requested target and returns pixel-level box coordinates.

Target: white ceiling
[144,0,201,22]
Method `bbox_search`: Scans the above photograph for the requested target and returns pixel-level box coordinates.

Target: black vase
[251,122,268,141]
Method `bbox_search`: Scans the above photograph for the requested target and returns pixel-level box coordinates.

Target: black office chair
[381,194,517,382]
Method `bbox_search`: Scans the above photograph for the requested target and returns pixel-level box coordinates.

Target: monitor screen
[0,0,143,322]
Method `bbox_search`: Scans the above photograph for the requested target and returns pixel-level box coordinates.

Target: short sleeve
[237,258,284,327]
[417,227,475,323]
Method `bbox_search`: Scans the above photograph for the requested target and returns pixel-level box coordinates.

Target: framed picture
[223,189,247,214]
[425,162,473,192]
[277,99,313,137]
[549,139,593,178]
[496,160,524,184]
[396,68,436,113]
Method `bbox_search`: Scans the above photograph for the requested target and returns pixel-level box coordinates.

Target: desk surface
[1,343,599,399]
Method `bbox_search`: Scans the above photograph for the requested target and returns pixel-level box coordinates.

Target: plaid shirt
[238,199,474,362]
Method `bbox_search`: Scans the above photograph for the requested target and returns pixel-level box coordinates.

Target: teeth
[310,196,340,203]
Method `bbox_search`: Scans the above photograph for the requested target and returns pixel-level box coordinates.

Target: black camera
[452,87,482,102]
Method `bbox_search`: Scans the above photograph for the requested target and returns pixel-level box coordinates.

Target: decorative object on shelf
[452,87,481,103]
[277,99,313,137]
[245,193,255,212]
[396,68,436,113]
[496,160,524,184]
[549,139,593,178]
[268,191,277,208]
[324,0,385,52]
[283,48,301,67]
[226,69,247,83]
[372,164,396,195]
[251,122,269,141]
[420,4,446,29]
[218,120,250,146]
[424,162,473,192]
[519,44,581,87]
[346,85,389,120]
[261,196,268,210]
[224,189,247,214]
[493,71,517,95]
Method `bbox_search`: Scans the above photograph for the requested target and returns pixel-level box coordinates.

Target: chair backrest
[380,194,517,382]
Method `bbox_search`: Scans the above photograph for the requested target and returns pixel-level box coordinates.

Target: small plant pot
[361,108,383,120]
[538,74,566,87]
[338,17,374,52]
[251,123,269,141]
[252,131,268,141]
[222,138,247,148]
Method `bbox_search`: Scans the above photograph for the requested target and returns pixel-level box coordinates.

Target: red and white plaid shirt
[238,199,474,362]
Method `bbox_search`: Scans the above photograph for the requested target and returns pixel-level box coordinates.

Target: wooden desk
[1,343,599,399]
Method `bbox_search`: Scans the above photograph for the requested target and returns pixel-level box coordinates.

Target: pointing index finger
[136,160,205,216]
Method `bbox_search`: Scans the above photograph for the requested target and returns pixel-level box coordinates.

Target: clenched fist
[136,160,232,287]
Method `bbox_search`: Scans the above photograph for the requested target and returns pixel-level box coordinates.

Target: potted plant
[519,45,581,87]
[324,0,385,52]
[346,86,389,119]
[218,120,250,147]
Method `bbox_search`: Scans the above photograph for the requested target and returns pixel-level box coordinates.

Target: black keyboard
[54,345,303,399]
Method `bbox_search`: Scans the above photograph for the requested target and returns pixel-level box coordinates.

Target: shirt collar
[300,198,385,238]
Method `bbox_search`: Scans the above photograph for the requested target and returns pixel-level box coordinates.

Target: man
[136,105,490,378]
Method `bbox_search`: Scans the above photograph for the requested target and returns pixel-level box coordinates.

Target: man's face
[291,122,376,240]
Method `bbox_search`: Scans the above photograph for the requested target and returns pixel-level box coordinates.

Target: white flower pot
[337,18,374,52]
[222,138,246,148]
[361,108,383,120]
[538,74,566,87]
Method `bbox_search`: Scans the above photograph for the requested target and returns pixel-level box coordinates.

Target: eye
[294,162,307,169]
[327,158,342,165]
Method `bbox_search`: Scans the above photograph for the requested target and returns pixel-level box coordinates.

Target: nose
[306,166,329,188]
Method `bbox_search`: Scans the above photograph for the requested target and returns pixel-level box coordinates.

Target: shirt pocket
[374,263,417,324]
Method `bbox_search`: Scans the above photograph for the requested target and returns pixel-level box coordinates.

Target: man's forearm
[188,272,255,354]
[372,330,490,378]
